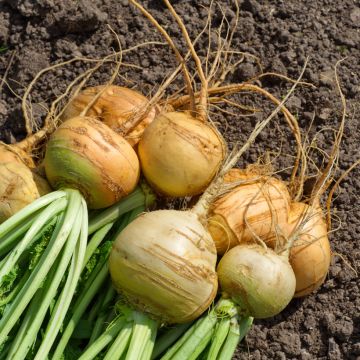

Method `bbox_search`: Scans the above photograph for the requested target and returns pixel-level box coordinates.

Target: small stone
[141,58,150,68]
[303,315,316,330]
[318,108,332,121]
[350,8,360,24]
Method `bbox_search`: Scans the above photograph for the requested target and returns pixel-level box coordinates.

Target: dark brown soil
[0,0,359,359]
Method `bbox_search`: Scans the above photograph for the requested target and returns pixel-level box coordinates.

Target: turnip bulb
[0,161,51,223]
[62,85,156,146]
[138,111,226,197]
[217,244,296,319]
[286,202,331,297]
[109,209,218,324]
[44,116,140,209]
[207,169,291,254]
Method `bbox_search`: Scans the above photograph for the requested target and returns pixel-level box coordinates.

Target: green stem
[125,311,157,360]
[52,261,109,360]
[0,216,57,294]
[165,299,238,360]
[216,316,253,360]
[238,316,253,343]
[83,223,113,268]
[170,311,218,360]
[6,296,40,357]
[88,282,116,345]
[84,204,144,268]
[103,321,133,360]
[0,197,67,283]
[12,204,84,360]
[7,260,60,358]
[0,190,66,238]
[0,212,39,257]
[152,323,192,359]
[78,316,127,360]
[0,342,10,359]
[0,190,81,345]
[53,205,145,358]
[217,316,241,360]
[87,284,107,323]
[34,195,88,360]
[188,328,214,360]
[206,318,231,360]
[88,187,148,234]
[111,205,145,239]
[160,318,205,360]
[141,320,159,360]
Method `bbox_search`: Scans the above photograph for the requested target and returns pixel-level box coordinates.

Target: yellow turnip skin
[44,116,140,209]
[0,162,51,223]
[138,112,226,197]
[286,202,331,298]
[62,85,156,146]
[0,145,51,223]
[207,169,291,254]
[109,210,218,324]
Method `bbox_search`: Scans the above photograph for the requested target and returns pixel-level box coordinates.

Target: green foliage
[0,222,55,315]
[79,240,112,287]
[28,229,53,270]
[0,265,20,299]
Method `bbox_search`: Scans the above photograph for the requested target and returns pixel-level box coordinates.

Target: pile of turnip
[0,0,355,359]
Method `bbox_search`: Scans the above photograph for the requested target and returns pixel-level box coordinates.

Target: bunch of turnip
[0,1,351,359]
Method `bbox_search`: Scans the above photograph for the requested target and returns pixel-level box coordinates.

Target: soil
[0,0,359,359]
